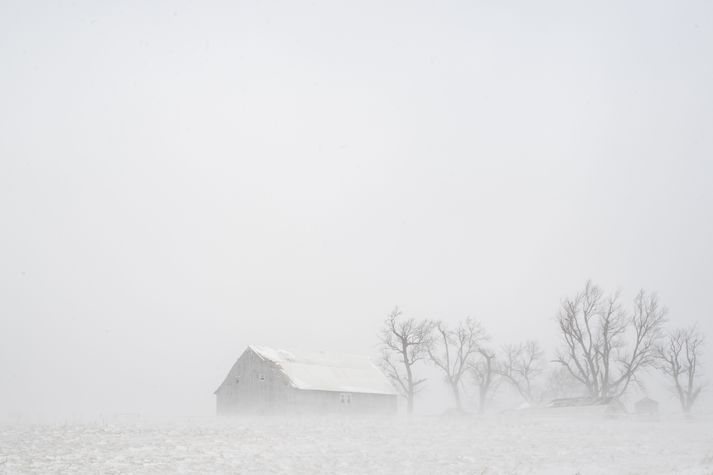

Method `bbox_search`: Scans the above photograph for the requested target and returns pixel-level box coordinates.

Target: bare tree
[428,317,487,411]
[542,365,585,400]
[498,340,545,404]
[655,325,706,413]
[470,348,498,413]
[378,307,433,414]
[554,281,666,398]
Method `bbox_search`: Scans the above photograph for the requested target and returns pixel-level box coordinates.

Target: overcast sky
[1,0,712,419]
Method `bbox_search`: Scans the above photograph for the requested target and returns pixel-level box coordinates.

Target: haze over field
[1,0,712,423]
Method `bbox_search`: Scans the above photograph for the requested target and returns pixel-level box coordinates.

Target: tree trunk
[452,382,462,411]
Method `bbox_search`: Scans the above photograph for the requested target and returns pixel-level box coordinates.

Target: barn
[214,345,398,415]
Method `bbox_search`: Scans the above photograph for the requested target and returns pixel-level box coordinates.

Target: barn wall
[215,349,397,415]
[215,348,291,415]
[288,389,397,415]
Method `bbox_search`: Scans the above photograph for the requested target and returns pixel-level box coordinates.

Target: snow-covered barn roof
[546,397,617,408]
[248,345,398,396]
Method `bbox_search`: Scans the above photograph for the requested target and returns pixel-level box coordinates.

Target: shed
[634,397,659,415]
[214,345,398,415]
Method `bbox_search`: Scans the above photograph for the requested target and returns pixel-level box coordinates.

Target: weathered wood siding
[286,388,397,415]
[216,349,397,415]
[216,348,290,414]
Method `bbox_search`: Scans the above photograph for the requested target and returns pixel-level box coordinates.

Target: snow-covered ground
[1,413,712,474]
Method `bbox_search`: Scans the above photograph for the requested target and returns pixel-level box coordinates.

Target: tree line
[378,280,706,415]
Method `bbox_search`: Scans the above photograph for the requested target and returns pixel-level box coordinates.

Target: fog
[2,0,712,431]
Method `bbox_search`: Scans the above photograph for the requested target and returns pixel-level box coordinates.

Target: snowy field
[1,414,712,474]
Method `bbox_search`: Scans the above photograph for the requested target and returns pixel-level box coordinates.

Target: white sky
[1,0,712,419]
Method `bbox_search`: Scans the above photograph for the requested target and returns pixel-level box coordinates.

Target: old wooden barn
[214,345,398,415]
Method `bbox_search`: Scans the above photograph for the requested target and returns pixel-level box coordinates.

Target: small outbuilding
[214,345,398,415]
[634,397,659,415]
